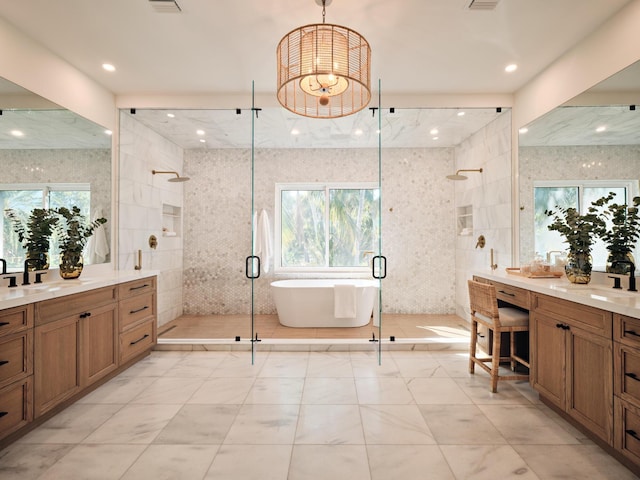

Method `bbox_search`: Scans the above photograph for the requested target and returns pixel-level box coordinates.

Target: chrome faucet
[611,260,637,292]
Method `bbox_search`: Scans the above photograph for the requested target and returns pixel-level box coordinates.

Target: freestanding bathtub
[271,279,379,328]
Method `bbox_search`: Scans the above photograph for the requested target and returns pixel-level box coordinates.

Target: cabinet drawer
[615,344,640,404]
[118,277,156,300]
[36,286,117,326]
[615,314,640,348]
[0,331,33,390]
[0,304,33,337]
[119,293,156,331]
[532,293,612,338]
[615,397,640,464]
[120,320,155,364]
[472,277,530,310]
[0,377,32,441]
[492,281,530,310]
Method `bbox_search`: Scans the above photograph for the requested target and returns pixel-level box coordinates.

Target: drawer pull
[0,360,8,366]
[79,312,92,319]
[625,372,640,382]
[130,284,150,291]
[0,411,7,418]
[624,330,640,338]
[626,429,640,441]
[556,323,570,330]
[130,334,150,346]
[129,306,149,315]
[498,290,515,297]
[0,322,9,327]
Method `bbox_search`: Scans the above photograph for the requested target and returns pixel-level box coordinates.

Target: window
[534,180,637,268]
[275,183,380,273]
[1,183,91,271]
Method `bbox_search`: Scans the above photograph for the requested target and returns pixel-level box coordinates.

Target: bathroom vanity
[0,271,157,447]
[474,270,640,475]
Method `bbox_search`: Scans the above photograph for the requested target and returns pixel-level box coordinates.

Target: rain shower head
[446,168,483,181]
[152,170,190,182]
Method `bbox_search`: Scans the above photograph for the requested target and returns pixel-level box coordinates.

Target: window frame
[274,182,380,275]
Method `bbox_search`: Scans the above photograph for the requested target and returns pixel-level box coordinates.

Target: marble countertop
[474,269,640,319]
[0,269,158,310]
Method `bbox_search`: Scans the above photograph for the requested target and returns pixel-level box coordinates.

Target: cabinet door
[81,303,118,387]
[567,325,613,444]
[34,317,80,417]
[532,311,566,409]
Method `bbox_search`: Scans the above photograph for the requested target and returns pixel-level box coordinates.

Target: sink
[552,284,638,300]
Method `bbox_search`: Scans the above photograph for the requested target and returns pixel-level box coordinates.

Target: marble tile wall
[119,113,185,326]
[518,145,640,262]
[183,147,456,315]
[0,148,112,262]
[453,112,513,320]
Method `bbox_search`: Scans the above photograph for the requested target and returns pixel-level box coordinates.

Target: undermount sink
[552,284,638,299]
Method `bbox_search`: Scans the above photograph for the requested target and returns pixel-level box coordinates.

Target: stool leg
[490,328,501,393]
[469,318,477,374]
[510,331,516,371]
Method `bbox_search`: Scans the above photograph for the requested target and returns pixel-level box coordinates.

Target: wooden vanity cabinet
[34,286,118,417]
[531,293,613,444]
[614,314,640,466]
[118,278,156,364]
[0,305,33,441]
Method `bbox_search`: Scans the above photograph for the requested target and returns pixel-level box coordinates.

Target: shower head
[152,170,190,182]
[446,168,483,181]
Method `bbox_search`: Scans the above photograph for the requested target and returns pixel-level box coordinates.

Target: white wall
[454,111,513,320]
[182,147,457,315]
[118,113,184,326]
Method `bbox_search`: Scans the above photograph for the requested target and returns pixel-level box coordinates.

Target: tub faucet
[611,260,637,292]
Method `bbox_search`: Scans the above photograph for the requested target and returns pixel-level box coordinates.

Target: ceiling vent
[467,0,500,10]
[149,0,182,13]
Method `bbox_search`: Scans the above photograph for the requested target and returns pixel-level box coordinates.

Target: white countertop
[0,269,158,310]
[474,269,640,319]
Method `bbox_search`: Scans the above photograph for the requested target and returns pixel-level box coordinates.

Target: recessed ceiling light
[291,128,300,135]
[430,128,439,135]
[10,130,24,137]
[199,139,206,143]
[505,63,518,73]
[354,129,363,136]
[102,63,116,72]
[519,127,528,134]
[167,113,175,118]
[457,111,465,117]
[196,129,205,135]
[104,129,113,135]
[596,126,606,132]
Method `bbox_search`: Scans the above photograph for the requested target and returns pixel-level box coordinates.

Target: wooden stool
[468,279,530,392]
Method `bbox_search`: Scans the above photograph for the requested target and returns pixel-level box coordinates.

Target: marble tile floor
[157,314,471,351]
[1,350,637,480]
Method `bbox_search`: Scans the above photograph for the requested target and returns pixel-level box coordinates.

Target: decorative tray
[505,267,563,278]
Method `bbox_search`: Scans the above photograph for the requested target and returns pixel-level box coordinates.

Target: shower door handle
[372,255,387,279]
[245,255,260,279]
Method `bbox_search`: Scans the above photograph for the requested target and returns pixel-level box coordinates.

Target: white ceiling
[0,0,637,149]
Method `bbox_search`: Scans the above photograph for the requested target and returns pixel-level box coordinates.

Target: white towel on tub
[334,284,357,318]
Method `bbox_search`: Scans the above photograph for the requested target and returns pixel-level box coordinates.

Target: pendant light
[276,0,371,118]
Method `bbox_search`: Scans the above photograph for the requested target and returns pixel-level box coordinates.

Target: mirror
[0,77,112,270]
[518,61,640,270]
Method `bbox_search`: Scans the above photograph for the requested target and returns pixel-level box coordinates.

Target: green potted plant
[4,207,58,270]
[54,206,107,279]
[545,200,607,284]
[597,192,640,275]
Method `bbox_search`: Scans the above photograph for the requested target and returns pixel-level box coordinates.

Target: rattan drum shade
[277,23,371,118]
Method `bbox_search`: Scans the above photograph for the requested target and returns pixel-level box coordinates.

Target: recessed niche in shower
[162,203,181,237]
[457,205,473,236]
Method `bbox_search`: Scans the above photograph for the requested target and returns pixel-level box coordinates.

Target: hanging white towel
[334,284,357,318]
[253,209,273,273]
[84,208,110,264]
